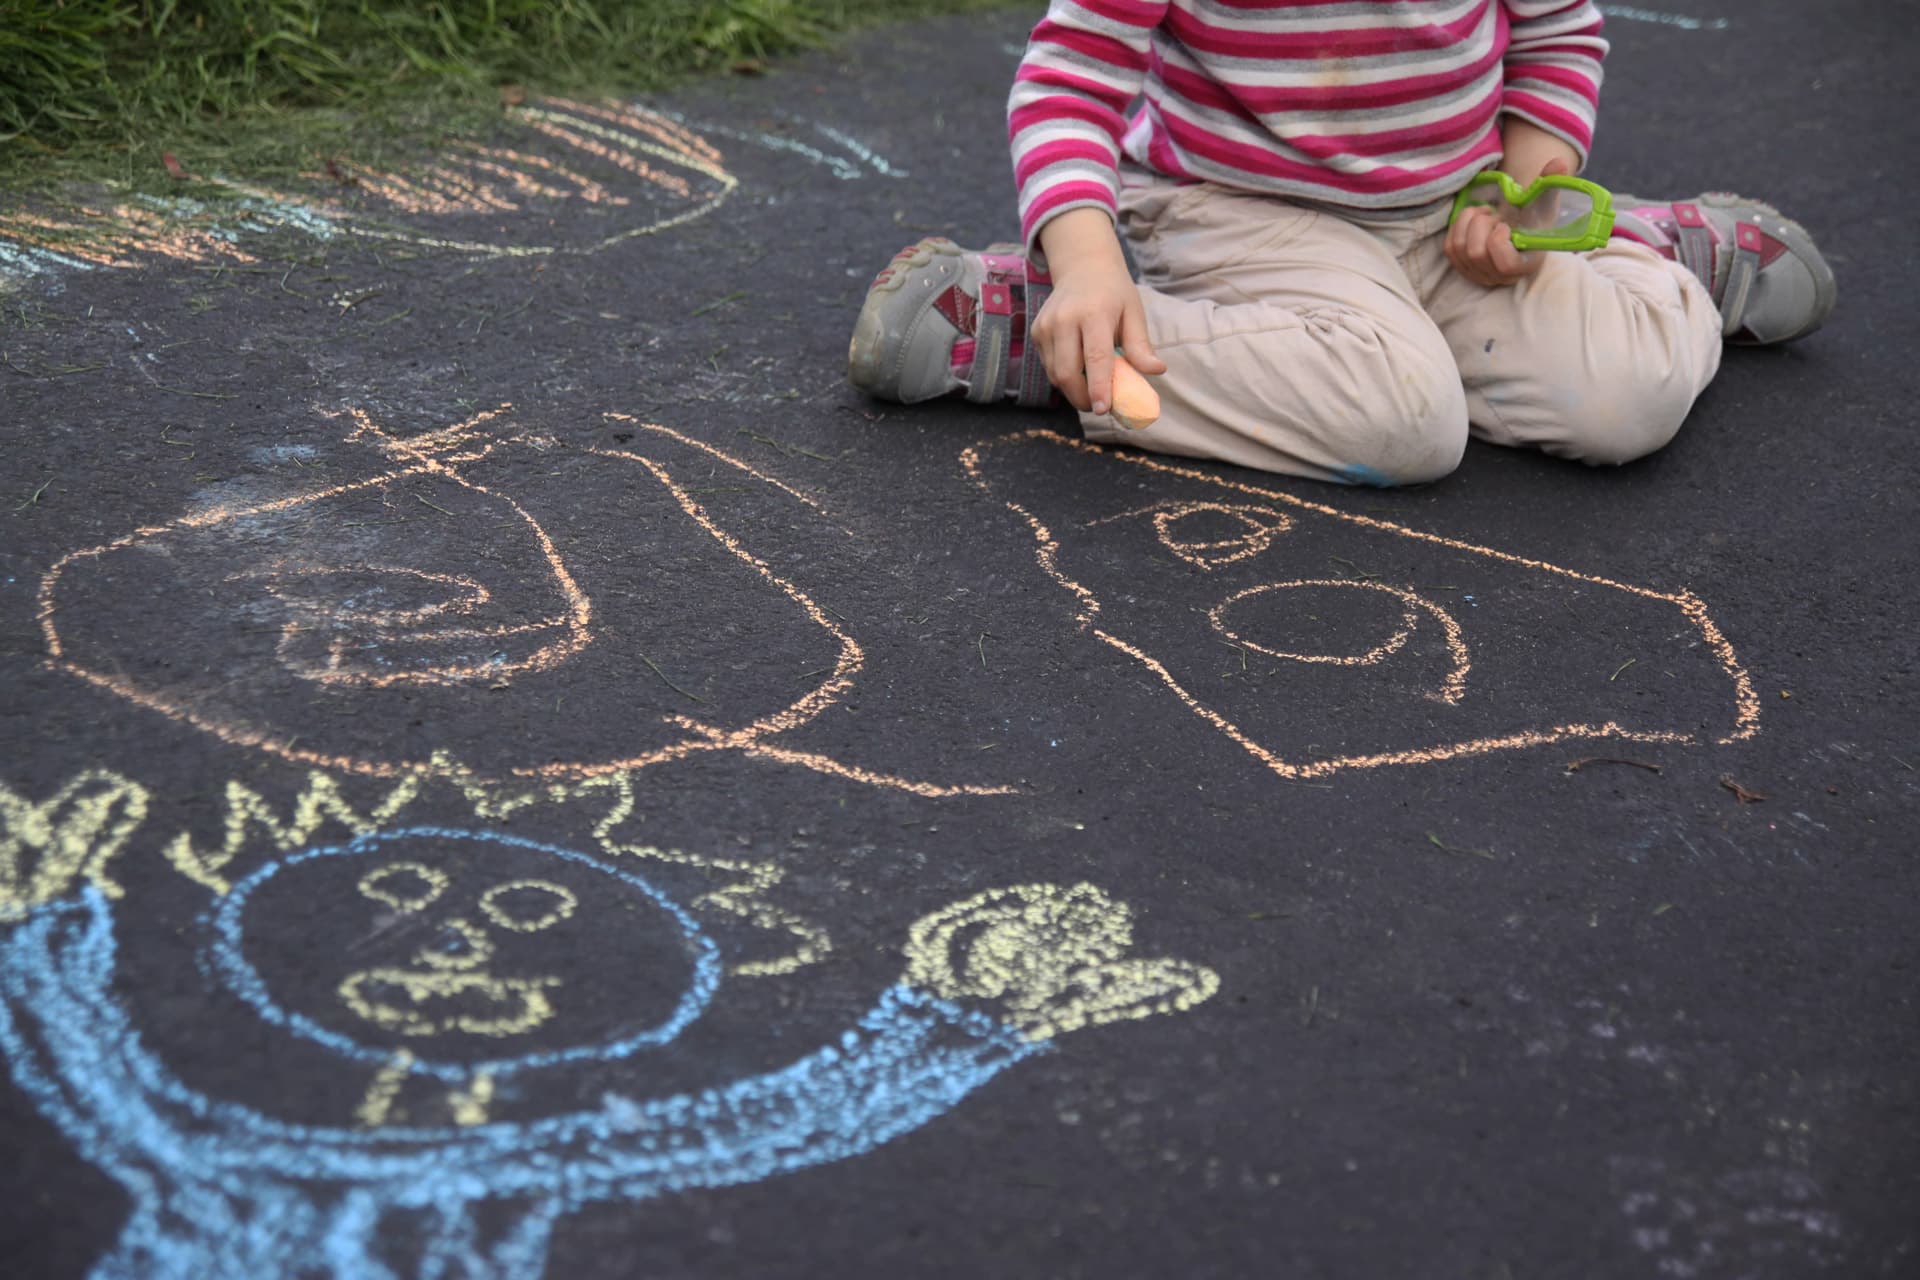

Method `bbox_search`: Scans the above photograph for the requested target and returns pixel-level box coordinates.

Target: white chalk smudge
[1599,5,1731,30]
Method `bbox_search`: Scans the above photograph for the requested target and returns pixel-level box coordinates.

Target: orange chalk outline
[41,410,1013,800]
[2,98,736,274]
[1209,579,1471,706]
[961,430,1760,780]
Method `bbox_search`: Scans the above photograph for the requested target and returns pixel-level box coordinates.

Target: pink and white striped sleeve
[1007,0,1168,254]
[1501,1,1609,167]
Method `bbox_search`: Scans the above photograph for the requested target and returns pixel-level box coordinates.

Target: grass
[0,1,1027,191]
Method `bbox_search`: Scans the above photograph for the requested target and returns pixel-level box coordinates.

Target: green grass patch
[0,1,1027,191]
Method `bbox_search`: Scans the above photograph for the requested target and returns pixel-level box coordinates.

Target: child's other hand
[1033,208,1165,415]
[1445,156,1574,288]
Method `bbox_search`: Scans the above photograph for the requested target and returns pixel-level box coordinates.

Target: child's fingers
[1445,206,1489,283]
[1119,300,1166,375]
[1487,223,1530,278]
[1081,325,1115,416]
[1048,329,1090,412]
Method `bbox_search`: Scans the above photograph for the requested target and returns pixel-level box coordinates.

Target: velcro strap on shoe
[1672,203,1720,293]
[966,280,1015,403]
[1718,221,1764,337]
[1016,279,1053,407]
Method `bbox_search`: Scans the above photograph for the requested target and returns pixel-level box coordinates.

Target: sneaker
[848,236,1053,406]
[1609,193,1836,344]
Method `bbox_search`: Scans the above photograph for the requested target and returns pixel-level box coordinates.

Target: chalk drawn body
[40,408,1006,796]
[0,828,1214,1279]
[964,430,1758,778]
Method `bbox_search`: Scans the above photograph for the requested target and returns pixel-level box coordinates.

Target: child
[847,1,1835,486]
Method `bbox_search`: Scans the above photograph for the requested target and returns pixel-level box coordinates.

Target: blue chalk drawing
[0,830,1045,1279]
[205,828,723,1083]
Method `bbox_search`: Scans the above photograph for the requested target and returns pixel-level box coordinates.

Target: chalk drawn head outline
[38,405,1012,799]
[963,430,1760,779]
[206,828,721,1084]
[0,830,1217,1279]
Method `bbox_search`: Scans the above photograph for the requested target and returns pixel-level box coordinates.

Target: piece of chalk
[1110,356,1161,431]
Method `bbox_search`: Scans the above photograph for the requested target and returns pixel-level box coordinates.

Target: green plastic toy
[1449,170,1616,252]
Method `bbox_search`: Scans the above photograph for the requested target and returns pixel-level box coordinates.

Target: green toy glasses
[1448,171,1616,252]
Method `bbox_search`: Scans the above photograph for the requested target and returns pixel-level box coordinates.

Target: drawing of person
[0,828,1215,1279]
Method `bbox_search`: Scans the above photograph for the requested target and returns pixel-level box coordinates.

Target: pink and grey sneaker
[1610,193,1837,344]
[847,236,1054,407]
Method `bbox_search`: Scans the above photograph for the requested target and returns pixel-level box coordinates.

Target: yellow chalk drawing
[43,406,1016,800]
[0,97,737,277]
[338,969,560,1038]
[6,752,833,980]
[584,773,829,978]
[479,881,577,933]
[447,1072,496,1127]
[337,864,581,1039]
[163,769,425,895]
[358,861,450,914]
[0,770,150,920]
[903,883,1219,1041]
[963,430,1761,780]
[354,1050,416,1127]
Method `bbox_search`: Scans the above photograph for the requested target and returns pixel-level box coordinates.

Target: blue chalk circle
[1,835,1045,1279]
[204,826,722,1083]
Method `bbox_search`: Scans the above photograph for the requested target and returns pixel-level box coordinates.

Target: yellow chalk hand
[903,882,1217,1040]
[1,771,149,921]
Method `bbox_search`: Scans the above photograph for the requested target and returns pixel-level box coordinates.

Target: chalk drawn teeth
[963,431,1759,779]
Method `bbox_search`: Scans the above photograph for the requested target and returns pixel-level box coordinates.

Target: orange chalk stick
[1110,356,1161,431]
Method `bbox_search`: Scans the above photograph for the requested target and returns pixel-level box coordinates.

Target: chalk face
[964,431,1757,779]
[40,413,856,782]
[208,828,720,1082]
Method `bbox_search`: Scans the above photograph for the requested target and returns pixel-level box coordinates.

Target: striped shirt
[1009,0,1608,247]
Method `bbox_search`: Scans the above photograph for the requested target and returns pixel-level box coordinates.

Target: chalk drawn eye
[359,861,449,913]
[479,880,578,934]
[1149,503,1294,570]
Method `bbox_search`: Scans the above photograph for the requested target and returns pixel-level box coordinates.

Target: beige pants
[1080,173,1725,484]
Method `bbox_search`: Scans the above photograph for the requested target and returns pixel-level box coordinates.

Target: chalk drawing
[0,99,912,285]
[0,98,737,284]
[0,826,1216,1279]
[1598,5,1731,31]
[904,883,1219,1040]
[11,744,833,974]
[964,430,1758,779]
[41,405,1014,799]
[209,830,721,1083]
[0,770,150,921]
[650,108,908,183]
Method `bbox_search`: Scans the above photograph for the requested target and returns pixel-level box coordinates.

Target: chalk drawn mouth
[963,430,1760,779]
[339,968,563,1039]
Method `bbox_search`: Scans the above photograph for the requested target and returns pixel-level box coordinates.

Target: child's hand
[1446,154,1576,288]
[1033,208,1165,415]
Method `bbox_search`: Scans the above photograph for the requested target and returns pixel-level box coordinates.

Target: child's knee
[1559,378,1697,466]
[1342,365,1469,485]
